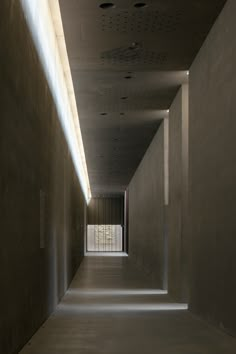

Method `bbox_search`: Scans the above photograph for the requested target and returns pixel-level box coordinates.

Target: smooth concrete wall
[168,85,189,302]
[188,0,236,336]
[0,1,85,353]
[87,197,124,225]
[128,124,164,287]
[168,89,183,300]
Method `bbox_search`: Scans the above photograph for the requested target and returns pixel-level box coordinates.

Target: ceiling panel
[59,0,226,196]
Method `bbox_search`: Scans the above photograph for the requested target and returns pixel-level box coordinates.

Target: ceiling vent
[101,10,180,33]
[101,44,167,66]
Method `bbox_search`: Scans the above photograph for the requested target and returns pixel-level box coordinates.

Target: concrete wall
[168,85,189,302]
[0,1,85,353]
[128,124,164,288]
[168,89,183,300]
[188,0,236,336]
[87,197,124,225]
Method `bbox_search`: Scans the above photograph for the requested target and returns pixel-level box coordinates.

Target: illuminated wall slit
[20,0,91,201]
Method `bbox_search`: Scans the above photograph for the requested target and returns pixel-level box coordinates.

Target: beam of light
[85,252,128,257]
[57,303,188,313]
[20,0,91,202]
[67,289,168,296]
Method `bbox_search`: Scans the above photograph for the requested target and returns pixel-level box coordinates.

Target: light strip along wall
[20,0,91,202]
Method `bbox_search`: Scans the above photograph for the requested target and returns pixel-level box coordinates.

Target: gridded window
[87,225,122,252]
[87,197,124,252]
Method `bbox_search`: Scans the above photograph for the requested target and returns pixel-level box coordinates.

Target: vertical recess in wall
[163,118,169,290]
[181,83,189,301]
[124,190,129,254]
[40,190,46,249]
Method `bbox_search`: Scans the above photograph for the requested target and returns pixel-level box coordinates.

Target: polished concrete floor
[20,256,236,354]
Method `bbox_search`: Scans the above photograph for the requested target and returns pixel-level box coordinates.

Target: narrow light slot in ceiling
[100,3,115,9]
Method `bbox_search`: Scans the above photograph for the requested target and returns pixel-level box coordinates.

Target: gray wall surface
[188,0,236,336]
[0,1,85,353]
[168,85,189,302]
[168,89,183,300]
[87,197,124,225]
[128,124,164,288]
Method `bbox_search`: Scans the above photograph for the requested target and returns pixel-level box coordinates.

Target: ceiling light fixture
[99,3,115,9]
[134,2,148,8]
[129,42,140,50]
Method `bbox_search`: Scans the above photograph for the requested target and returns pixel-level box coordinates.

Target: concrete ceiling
[59,0,226,196]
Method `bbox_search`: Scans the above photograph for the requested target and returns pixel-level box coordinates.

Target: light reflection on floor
[20,257,236,354]
[57,302,188,314]
[85,252,128,257]
[67,288,168,296]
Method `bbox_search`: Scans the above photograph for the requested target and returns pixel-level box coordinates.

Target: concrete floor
[20,257,236,354]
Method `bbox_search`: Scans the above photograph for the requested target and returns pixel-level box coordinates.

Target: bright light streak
[58,303,188,313]
[85,252,128,257]
[67,289,168,296]
[20,0,91,201]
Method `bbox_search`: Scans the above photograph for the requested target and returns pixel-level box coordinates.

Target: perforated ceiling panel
[59,0,227,196]
[100,10,181,34]
[101,46,167,66]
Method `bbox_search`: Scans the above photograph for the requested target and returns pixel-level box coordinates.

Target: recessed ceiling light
[129,42,140,50]
[134,2,148,8]
[121,96,128,100]
[99,3,115,9]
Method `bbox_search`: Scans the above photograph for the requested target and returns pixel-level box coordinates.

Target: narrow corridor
[20,257,236,354]
[1,1,236,353]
